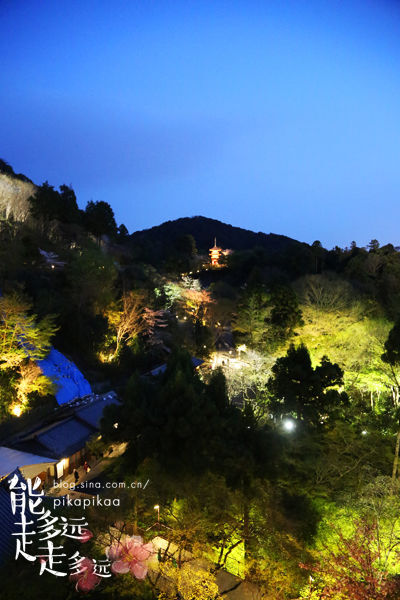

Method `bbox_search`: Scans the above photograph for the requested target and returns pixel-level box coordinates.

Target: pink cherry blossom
[69,557,101,593]
[78,528,94,543]
[106,535,154,579]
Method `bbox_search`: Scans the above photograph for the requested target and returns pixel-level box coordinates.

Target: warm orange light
[209,238,222,266]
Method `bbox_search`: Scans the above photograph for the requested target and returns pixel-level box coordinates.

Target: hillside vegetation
[2,161,400,598]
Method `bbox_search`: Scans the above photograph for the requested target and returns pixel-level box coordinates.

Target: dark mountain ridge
[130,216,304,254]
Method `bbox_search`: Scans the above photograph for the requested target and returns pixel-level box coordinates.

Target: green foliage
[300,479,400,599]
[382,319,400,367]
[65,242,117,314]
[6,159,400,598]
[0,369,18,419]
[0,293,57,368]
[293,277,392,400]
[162,281,183,309]
[233,290,271,348]
[102,351,278,487]
[268,343,348,427]
[29,181,81,224]
[0,293,57,417]
[85,199,118,238]
[268,285,303,343]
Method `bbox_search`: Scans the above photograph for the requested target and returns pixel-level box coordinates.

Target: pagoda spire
[209,237,222,266]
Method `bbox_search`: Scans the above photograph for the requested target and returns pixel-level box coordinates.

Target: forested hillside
[2,161,400,598]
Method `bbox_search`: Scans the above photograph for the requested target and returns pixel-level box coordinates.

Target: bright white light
[282,418,296,432]
[11,405,22,417]
[361,430,367,435]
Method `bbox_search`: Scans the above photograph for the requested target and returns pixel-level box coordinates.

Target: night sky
[1,0,400,248]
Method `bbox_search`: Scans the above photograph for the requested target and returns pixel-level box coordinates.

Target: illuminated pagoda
[209,238,223,266]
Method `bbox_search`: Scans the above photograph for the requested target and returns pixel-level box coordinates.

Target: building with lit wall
[0,392,119,483]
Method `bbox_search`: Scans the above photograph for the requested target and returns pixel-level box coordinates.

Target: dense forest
[2,160,400,599]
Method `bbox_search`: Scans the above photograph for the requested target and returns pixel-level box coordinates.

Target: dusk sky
[1,0,400,248]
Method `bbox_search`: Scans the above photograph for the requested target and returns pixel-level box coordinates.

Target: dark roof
[7,394,120,460]
[37,417,94,458]
[75,395,119,429]
[147,356,204,376]
[0,447,55,477]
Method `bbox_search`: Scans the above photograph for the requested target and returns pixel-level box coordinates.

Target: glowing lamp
[154,504,160,523]
[11,405,22,417]
[282,418,296,432]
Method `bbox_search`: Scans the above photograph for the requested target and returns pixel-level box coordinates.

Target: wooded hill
[130,215,302,254]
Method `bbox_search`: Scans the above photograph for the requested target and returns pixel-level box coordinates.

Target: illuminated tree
[162,282,183,310]
[381,320,400,479]
[181,288,214,324]
[106,292,147,359]
[296,274,353,311]
[220,349,275,417]
[105,291,168,359]
[0,293,56,416]
[0,293,57,369]
[294,276,392,403]
[156,561,221,600]
[142,306,168,350]
[17,360,55,403]
[300,519,400,600]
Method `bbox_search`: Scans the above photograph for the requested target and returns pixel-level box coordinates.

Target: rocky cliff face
[0,173,36,221]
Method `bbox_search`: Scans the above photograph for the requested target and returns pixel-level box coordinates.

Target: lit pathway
[46,442,127,498]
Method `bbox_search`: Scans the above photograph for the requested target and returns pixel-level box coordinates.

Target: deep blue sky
[1,0,400,248]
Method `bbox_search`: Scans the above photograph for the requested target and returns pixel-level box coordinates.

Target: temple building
[209,238,233,267]
[209,238,222,266]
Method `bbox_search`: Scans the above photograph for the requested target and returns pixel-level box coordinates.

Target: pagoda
[209,238,222,266]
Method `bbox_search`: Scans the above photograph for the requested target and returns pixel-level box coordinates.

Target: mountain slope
[130,216,302,254]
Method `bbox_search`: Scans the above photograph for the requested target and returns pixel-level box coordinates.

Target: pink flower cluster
[70,557,101,593]
[106,535,154,579]
[79,528,93,543]
[68,533,154,593]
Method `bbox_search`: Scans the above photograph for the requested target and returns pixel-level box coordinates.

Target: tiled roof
[6,394,120,462]
[0,447,55,478]
[36,417,95,458]
[75,394,119,429]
